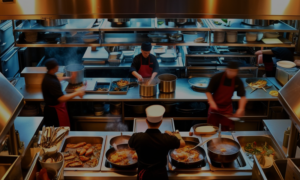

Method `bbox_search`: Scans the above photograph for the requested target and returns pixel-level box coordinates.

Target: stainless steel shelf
[207,19,299,32]
[155,18,211,31]
[186,54,255,58]
[211,38,295,48]
[14,19,100,32]
[15,43,101,47]
[100,19,155,31]
[73,115,121,120]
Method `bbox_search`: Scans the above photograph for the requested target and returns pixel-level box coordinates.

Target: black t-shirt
[129,54,159,74]
[271,47,294,61]
[206,72,246,97]
[129,129,180,169]
[42,73,64,106]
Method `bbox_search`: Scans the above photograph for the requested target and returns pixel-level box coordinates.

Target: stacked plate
[213,32,225,43]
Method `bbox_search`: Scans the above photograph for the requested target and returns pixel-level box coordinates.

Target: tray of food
[109,79,130,95]
[59,136,105,171]
[87,82,111,94]
[236,136,285,169]
[192,123,218,135]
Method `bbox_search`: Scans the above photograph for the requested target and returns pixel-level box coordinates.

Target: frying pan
[169,141,206,168]
[110,135,131,146]
[245,78,273,88]
[188,77,210,91]
[207,138,241,164]
[105,144,138,169]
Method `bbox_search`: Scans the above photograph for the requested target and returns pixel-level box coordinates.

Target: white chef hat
[146,105,166,123]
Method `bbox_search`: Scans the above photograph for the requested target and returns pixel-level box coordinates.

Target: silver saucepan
[65,64,84,84]
[139,78,159,97]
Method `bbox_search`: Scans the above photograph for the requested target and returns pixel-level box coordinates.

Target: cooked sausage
[65,160,77,167]
[64,155,76,160]
[73,142,87,148]
[79,148,87,156]
[76,148,82,154]
[85,148,94,156]
[68,161,83,167]
[79,156,90,162]
[66,144,75,148]
[83,144,92,149]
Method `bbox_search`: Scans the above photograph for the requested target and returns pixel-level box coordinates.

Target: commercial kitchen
[1,0,300,180]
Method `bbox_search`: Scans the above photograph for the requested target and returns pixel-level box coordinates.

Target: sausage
[66,144,75,148]
[79,148,87,156]
[85,148,94,156]
[73,142,87,148]
[83,144,92,149]
[64,155,76,160]
[68,161,83,167]
[79,156,90,162]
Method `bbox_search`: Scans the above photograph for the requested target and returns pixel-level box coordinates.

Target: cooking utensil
[139,78,159,97]
[207,137,241,164]
[110,134,131,146]
[188,139,211,151]
[105,144,138,169]
[277,61,296,68]
[158,74,177,93]
[188,77,210,91]
[250,88,257,94]
[169,141,206,168]
[65,64,84,84]
[210,112,244,122]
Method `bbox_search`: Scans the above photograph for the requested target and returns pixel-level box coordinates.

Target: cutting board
[262,38,283,44]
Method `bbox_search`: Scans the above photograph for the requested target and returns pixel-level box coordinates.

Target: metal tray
[58,135,106,171]
[86,82,111,94]
[109,80,129,95]
[167,136,210,172]
[234,136,286,169]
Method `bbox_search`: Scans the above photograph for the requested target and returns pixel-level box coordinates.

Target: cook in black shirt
[129,106,185,180]
[206,61,247,131]
[255,47,294,77]
[42,58,85,127]
[130,42,159,82]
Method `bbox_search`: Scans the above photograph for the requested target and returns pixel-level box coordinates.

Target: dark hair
[227,61,239,69]
[141,42,152,51]
[45,58,58,70]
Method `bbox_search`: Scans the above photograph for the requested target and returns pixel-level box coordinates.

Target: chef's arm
[238,96,247,110]
[179,139,186,148]
[255,49,274,55]
[132,71,143,82]
[57,77,70,82]
[206,92,218,111]
[58,87,85,102]
[150,72,158,79]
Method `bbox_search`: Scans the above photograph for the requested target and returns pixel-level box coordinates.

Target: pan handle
[189,139,211,151]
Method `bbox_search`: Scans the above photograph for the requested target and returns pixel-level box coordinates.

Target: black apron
[137,166,168,180]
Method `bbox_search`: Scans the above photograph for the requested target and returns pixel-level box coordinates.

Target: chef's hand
[137,74,143,82]
[76,86,86,98]
[234,108,245,117]
[165,131,173,136]
[255,50,263,55]
[209,101,219,111]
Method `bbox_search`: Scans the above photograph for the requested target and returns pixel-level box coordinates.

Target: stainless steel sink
[0,155,22,180]
[235,136,286,169]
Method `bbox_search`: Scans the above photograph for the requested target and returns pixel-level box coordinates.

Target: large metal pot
[158,74,177,93]
[65,64,84,84]
[139,79,158,97]
[243,19,275,26]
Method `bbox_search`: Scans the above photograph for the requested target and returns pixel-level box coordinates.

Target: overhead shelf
[14,19,100,32]
[99,19,155,31]
[154,19,210,31]
[207,19,299,32]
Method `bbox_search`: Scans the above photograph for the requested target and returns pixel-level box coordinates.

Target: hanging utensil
[210,112,244,122]
[188,139,211,151]
[250,88,258,94]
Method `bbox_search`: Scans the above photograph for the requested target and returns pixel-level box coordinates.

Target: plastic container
[246,32,257,42]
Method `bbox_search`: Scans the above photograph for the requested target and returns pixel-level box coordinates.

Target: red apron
[207,73,235,131]
[49,102,70,127]
[138,55,153,78]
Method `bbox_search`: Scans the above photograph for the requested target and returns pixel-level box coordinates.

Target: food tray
[234,136,285,169]
[86,82,111,94]
[109,79,129,95]
[58,136,105,171]
[192,123,218,135]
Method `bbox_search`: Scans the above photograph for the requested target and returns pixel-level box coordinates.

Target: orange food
[79,148,87,156]
[66,144,75,148]
[85,148,94,156]
[73,142,87,148]
[64,155,76,161]
[79,156,90,162]
[68,161,83,167]
[83,144,92,149]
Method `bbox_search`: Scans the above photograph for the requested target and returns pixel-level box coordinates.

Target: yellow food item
[195,126,216,133]
[249,80,267,88]
[117,79,129,87]
[220,148,227,152]
[269,90,278,97]
[171,145,201,163]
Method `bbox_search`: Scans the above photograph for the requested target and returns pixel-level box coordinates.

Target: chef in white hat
[129,105,185,180]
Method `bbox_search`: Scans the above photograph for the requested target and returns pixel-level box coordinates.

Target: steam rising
[45,47,86,65]
[105,118,129,131]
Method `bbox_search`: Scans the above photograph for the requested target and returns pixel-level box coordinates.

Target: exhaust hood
[0,72,25,144]
[279,71,300,132]
[0,0,300,20]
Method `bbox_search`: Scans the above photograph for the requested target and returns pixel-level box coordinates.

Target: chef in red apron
[130,42,159,82]
[129,105,185,180]
[41,58,85,127]
[206,61,247,131]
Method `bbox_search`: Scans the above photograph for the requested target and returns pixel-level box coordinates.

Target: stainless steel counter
[63,131,252,180]
[263,119,291,156]
[15,77,278,102]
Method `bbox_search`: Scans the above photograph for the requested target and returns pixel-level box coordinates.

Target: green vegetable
[221,19,228,23]
[157,21,164,25]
